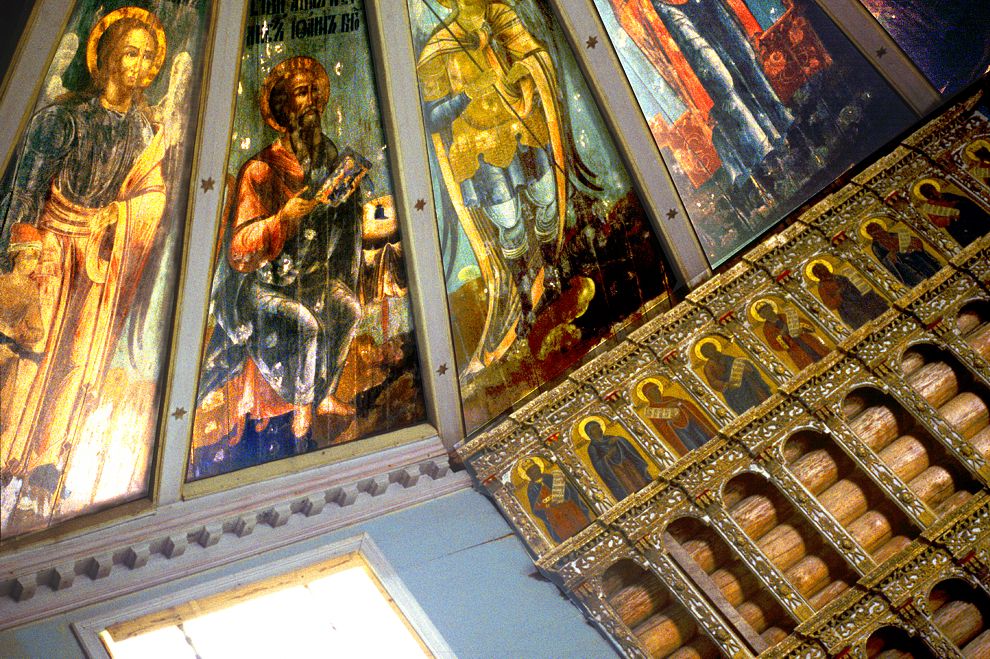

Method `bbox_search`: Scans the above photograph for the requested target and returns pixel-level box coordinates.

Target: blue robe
[650,0,792,184]
[704,351,773,415]
[587,433,652,500]
[870,238,940,287]
[3,96,153,231]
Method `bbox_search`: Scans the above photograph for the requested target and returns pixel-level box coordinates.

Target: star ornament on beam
[414,198,427,211]
[586,35,598,49]
[437,363,449,376]
[172,407,188,420]
[200,177,215,192]
[876,46,887,58]
[666,208,678,219]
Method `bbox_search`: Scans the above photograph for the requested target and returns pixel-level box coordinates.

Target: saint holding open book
[194,57,372,470]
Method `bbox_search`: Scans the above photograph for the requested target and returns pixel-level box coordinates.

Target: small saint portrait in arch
[911,177,990,247]
[747,296,833,372]
[804,256,888,330]
[691,335,774,416]
[858,217,943,288]
[572,415,657,503]
[630,376,717,457]
[510,455,593,544]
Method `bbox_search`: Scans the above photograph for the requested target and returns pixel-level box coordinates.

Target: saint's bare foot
[316,395,355,416]
[291,406,312,438]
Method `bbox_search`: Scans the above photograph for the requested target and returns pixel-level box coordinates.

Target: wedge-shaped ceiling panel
[405,0,677,434]
[593,0,919,265]
[0,0,214,538]
[185,0,428,483]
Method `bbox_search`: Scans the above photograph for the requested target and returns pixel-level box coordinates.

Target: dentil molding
[0,435,470,632]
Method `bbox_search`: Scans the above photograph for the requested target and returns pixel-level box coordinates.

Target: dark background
[0,2,37,86]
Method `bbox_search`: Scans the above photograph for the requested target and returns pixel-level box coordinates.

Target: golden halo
[859,217,888,241]
[804,258,834,283]
[515,456,548,483]
[693,336,723,361]
[86,7,166,87]
[633,377,666,404]
[964,139,990,162]
[575,415,609,447]
[260,56,331,133]
[748,297,779,323]
[912,177,943,201]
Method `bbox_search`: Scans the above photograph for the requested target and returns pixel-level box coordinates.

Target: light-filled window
[99,551,435,658]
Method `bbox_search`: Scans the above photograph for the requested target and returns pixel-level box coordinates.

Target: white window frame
[71,533,454,659]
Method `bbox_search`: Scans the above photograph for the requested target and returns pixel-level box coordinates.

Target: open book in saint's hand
[313,148,374,207]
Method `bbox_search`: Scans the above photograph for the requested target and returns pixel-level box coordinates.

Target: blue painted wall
[0,489,618,659]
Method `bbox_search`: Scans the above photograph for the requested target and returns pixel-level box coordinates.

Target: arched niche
[722,471,856,610]
[902,343,990,468]
[781,430,919,562]
[928,578,990,656]
[956,299,990,363]
[842,386,980,516]
[601,559,721,658]
[664,516,796,651]
[865,625,937,658]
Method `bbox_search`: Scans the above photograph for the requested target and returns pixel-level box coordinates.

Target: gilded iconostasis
[0,0,986,590]
[460,90,990,657]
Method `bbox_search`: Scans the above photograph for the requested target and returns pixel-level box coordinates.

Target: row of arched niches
[459,91,990,656]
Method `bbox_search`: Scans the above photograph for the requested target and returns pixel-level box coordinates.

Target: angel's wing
[43,33,79,104]
[155,51,192,148]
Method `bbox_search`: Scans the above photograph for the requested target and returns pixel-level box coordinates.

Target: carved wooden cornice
[0,436,470,631]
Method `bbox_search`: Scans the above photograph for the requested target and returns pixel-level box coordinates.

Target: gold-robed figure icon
[416,0,568,375]
[748,296,831,372]
[0,7,172,534]
[573,415,656,503]
[631,376,717,457]
[511,455,592,544]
